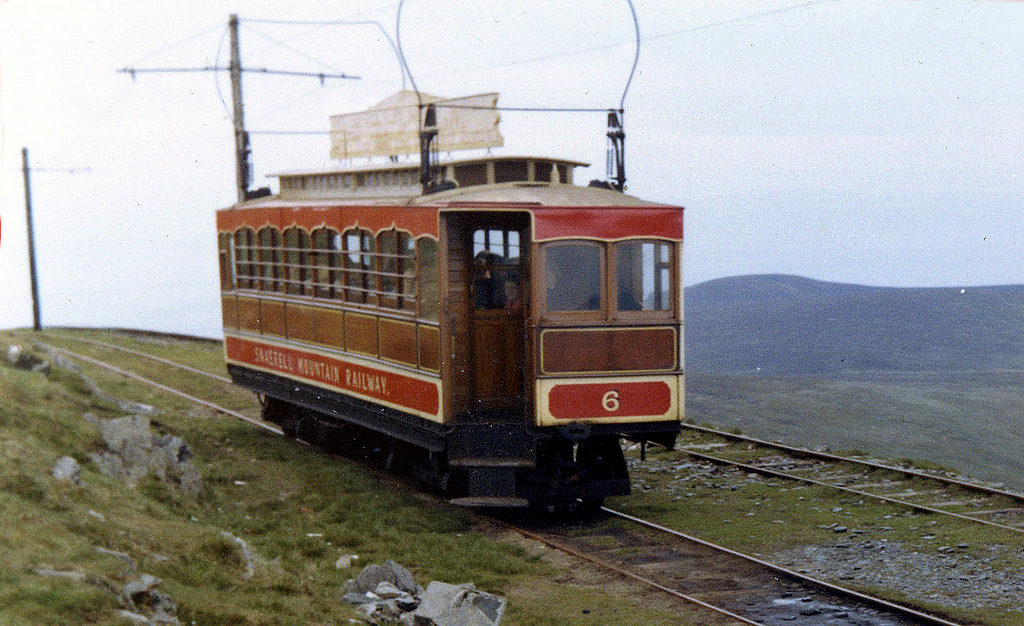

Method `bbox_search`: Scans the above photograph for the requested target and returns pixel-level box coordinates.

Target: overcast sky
[2,0,1023,337]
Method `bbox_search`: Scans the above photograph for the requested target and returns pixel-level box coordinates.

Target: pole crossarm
[117,66,359,83]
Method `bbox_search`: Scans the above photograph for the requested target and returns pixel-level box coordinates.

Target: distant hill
[685,274,1024,375]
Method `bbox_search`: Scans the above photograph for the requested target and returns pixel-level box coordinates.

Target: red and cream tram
[217,92,684,507]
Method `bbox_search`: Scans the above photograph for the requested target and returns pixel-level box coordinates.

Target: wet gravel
[627,452,1024,617]
[777,538,1024,613]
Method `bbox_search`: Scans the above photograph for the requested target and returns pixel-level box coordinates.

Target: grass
[1,329,701,624]
[686,371,1024,490]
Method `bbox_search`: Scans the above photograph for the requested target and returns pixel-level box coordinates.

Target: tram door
[445,213,529,420]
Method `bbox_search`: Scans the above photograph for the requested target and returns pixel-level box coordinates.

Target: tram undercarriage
[242,367,651,509]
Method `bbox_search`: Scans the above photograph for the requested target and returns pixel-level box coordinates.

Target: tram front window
[616,241,672,312]
[545,243,602,312]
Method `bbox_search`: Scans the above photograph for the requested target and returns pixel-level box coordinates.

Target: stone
[88,415,202,495]
[122,574,178,624]
[342,561,503,625]
[52,456,82,484]
[341,592,376,605]
[375,581,405,599]
[7,344,49,373]
[32,567,87,581]
[383,559,418,595]
[353,563,390,594]
[414,581,506,626]
[220,532,256,580]
[350,559,418,595]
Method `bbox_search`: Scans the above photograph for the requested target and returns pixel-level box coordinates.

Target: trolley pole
[21,147,42,331]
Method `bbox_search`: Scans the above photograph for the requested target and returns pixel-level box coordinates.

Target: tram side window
[418,238,439,320]
[258,226,284,292]
[377,229,415,309]
[544,242,602,312]
[284,227,312,295]
[312,228,342,299]
[400,234,417,310]
[234,228,258,290]
[615,241,673,313]
[218,233,233,290]
[344,228,375,305]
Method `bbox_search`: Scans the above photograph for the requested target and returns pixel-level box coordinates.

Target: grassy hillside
[0,329,690,625]
[684,275,1024,489]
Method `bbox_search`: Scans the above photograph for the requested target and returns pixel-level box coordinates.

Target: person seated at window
[503,280,522,312]
[473,251,504,308]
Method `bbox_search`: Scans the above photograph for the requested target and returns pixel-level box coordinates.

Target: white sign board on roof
[329,90,503,160]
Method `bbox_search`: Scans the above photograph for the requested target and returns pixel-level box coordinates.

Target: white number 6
[602,390,620,412]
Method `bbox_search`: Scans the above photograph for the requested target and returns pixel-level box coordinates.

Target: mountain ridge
[684,274,1024,376]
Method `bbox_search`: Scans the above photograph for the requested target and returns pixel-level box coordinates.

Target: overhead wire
[122,22,226,68]
[150,2,837,137]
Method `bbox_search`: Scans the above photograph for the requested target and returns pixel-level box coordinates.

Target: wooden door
[446,213,529,419]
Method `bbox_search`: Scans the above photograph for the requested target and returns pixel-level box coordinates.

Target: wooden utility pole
[21,148,42,331]
[119,15,359,205]
[229,14,250,204]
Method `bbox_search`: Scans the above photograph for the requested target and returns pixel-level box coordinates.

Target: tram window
[400,234,417,310]
[234,228,257,290]
[472,228,524,310]
[418,238,439,320]
[312,228,341,299]
[615,241,672,313]
[544,243,602,312]
[284,227,311,296]
[218,233,233,290]
[378,229,413,308]
[344,229,375,305]
[258,227,284,292]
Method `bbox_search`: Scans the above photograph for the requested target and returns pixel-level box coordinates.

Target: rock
[32,567,87,581]
[122,574,178,624]
[220,532,257,580]
[88,415,202,495]
[414,581,506,626]
[95,546,136,573]
[341,592,377,605]
[7,344,49,373]
[375,581,406,599]
[342,561,504,625]
[384,559,418,595]
[52,456,82,484]
[349,559,417,596]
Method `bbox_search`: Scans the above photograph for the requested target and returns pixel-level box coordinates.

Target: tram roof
[243,154,676,209]
[270,154,588,178]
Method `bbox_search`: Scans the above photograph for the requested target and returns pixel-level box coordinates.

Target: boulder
[88,415,202,495]
[342,561,505,625]
[414,581,506,626]
[348,559,418,596]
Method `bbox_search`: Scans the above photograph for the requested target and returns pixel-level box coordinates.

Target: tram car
[217,91,684,507]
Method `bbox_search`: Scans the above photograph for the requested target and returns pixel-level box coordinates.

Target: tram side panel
[216,205,450,444]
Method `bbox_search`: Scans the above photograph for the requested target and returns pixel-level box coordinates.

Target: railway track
[670,424,1024,535]
[28,330,983,625]
[507,507,960,625]
[49,332,1024,535]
